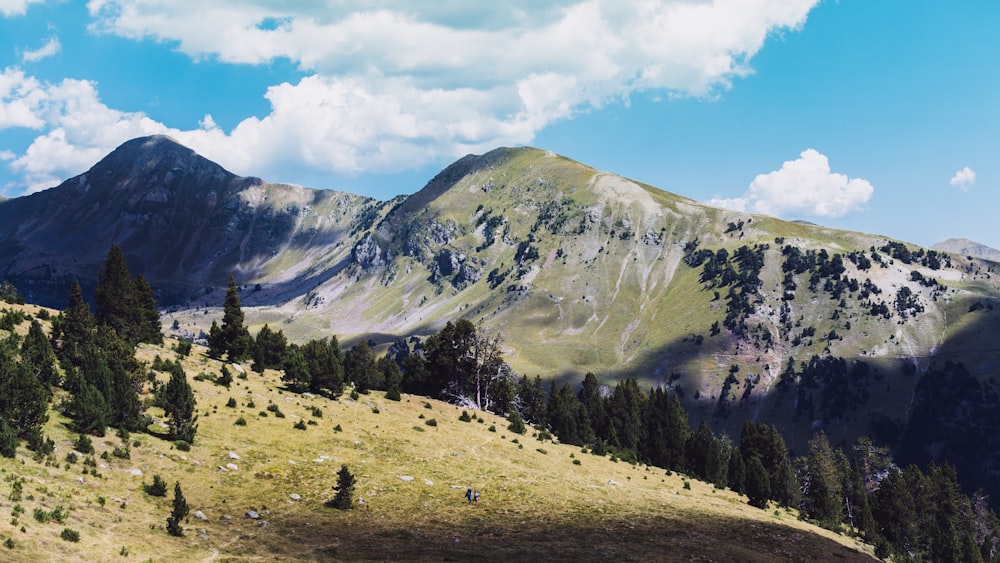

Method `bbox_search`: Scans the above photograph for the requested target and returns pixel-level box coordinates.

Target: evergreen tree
[727,448,747,495]
[745,455,771,509]
[21,319,59,388]
[70,382,110,436]
[281,344,311,392]
[162,361,197,443]
[252,324,288,372]
[400,353,433,396]
[0,419,17,457]
[0,345,50,437]
[94,244,138,343]
[685,421,727,486]
[93,327,144,431]
[517,375,548,426]
[302,337,344,396]
[209,277,252,361]
[166,481,189,537]
[344,341,377,394]
[606,378,645,457]
[643,387,688,471]
[578,372,607,439]
[507,411,526,434]
[133,274,162,345]
[327,464,356,510]
[0,280,24,304]
[55,279,94,369]
[378,355,402,401]
[547,382,581,445]
[801,431,844,528]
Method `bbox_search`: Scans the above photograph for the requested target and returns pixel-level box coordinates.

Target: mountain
[933,237,1000,262]
[3,136,1000,506]
[0,135,374,308]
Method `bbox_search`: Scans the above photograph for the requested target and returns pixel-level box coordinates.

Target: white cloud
[0,0,45,17]
[21,36,61,63]
[3,1,820,194]
[709,149,874,218]
[949,166,976,191]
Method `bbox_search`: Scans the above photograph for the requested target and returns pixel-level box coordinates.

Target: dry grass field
[0,326,875,561]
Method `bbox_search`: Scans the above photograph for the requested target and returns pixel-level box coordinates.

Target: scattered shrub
[60,528,80,542]
[425,418,438,427]
[293,420,307,430]
[144,474,167,497]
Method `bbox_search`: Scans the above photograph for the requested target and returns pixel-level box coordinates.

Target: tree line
[204,279,1000,561]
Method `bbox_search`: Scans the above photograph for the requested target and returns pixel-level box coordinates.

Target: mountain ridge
[3,136,1000,507]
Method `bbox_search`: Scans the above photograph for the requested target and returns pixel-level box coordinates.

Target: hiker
[465,488,473,503]
[474,490,480,504]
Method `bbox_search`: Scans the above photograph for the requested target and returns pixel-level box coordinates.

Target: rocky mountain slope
[3,136,1000,503]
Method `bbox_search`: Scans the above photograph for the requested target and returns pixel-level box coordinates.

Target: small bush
[310,406,323,418]
[423,402,432,409]
[144,474,168,497]
[458,410,472,422]
[174,440,191,451]
[425,418,438,427]
[683,480,691,490]
[371,407,380,414]
[247,399,256,408]
[536,448,548,455]
[33,508,51,523]
[573,459,582,466]
[65,451,78,464]
[4,538,13,549]
[174,340,192,357]
[74,434,95,455]
[225,397,237,408]
[412,426,425,432]
[293,420,307,430]
[350,390,360,400]
[488,425,496,432]
[234,417,247,426]
[333,424,342,432]
[60,528,80,542]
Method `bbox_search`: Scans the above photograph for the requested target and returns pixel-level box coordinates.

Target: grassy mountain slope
[148,145,1000,493]
[0,305,872,561]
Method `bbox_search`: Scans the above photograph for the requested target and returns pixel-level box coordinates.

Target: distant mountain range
[3,135,1000,505]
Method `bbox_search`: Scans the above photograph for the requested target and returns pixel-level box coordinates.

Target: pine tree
[0,351,50,438]
[327,464,356,510]
[642,387,688,471]
[728,448,747,495]
[56,280,94,369]
[801,431,844,528]
[70,382,110,436]
[133,274,162,345]
[223,277,252,361]
[303,337,344,397]
[21,319,59,388]
[745,456,771,509]
[94,244,138,343]
[162,361,197,443]
[344,341,377,394]
[252,324,288,372]
[166,481,189,536]
[379,355,402,401]
[281,345,311,392]
[0,420,17,458]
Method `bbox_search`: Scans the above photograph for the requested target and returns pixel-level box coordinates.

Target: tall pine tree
[208,277,252,361]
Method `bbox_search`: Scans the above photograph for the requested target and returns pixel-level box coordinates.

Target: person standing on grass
[465,488,473,503]
[474,490,480,503]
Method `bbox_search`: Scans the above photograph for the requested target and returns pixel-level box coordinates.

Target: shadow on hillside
[255,510,873,562]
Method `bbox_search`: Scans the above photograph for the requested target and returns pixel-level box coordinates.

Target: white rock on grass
[129,469,142,477]
[290,493,301,500]
[398,476,414,482]
[194,511,207,520]
[226,463,238,471]
[228,451,240,460]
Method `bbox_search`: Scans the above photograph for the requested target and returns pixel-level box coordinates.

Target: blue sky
[1,1,997,249]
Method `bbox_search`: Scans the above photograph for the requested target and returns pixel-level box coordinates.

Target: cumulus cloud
[21,36,61,63]
[949,166,976,191]
[3,1,820,194]
[0,0,45,17]
[709,149,874,218]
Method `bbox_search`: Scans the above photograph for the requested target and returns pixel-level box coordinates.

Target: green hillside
[0,305,872,561]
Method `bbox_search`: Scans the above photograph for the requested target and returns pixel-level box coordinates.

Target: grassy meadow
[0,307,876,561]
